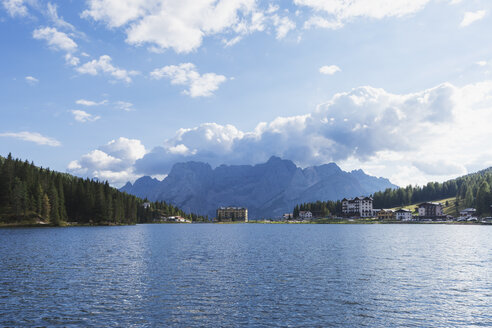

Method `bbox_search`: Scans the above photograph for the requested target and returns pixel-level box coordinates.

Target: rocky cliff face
[121,156,397,219]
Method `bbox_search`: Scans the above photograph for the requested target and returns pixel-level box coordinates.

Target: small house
[395,208,413,221]
[299,211,313,220]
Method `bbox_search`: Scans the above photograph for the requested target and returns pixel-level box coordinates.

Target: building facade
[418,202,443,219]
[342,197,374,217]
[395,208,413,221]
[459,208,476,218]
[377,209,395,220]
[216,207,248,222]
[299,211,313,220]
[283,213,293,220]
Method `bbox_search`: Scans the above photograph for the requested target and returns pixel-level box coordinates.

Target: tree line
[292,167,492,217]
[0,154,205,225]
[372,168,492,215]
[293,200,342,218]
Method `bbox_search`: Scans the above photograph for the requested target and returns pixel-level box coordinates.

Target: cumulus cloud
[133,82,457,175]
[0,131,61,146]
[296,0,430,29]
[76,55,138,83]
[2,0,28,17]
[81,0,297,53]
[25,76,39,84]
[70,81,492,186]
[150,63,227,97]
[31,17,85,70]
[68,137,146,186]
[71,109,101,123]
[460,10,486,27]
[81,0,256,53]
[33,27,77,52]
[319,65,341,75]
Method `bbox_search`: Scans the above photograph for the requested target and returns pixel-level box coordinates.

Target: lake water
[0,224,490,327]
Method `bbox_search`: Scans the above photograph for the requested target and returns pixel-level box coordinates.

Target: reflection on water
[0,224,490,327]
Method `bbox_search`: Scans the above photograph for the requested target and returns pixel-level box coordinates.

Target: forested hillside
[293,200,342,218]
[373,168,492,215]
[0,154,204,225]
[294,167,492,217]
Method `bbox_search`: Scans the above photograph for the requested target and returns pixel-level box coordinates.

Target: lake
[0,224,490,327]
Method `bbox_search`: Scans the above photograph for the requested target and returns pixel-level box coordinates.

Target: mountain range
[121,156,397,219]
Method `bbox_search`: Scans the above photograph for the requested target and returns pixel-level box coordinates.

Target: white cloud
[68,137,146,186]
[33,27,77,53]
[477,60,488,67]
[0,131,61,146]
[82,0,259,53]
[25,76,39,84]
[76,55,138,83]
[460,10,486,27]
[304,16,343,29]
[64,53,80,66]
[2,0,27,17]
[115,101,134,111]
[272,14,296,39]
[222,35,243,47]
[168,144,194,155]
[413,160,466,176]
[76,99,108,106]
[81,0,296,53]
[150,63,227,97]
[100,137,147,162]
[47,2,76,31]
[295,0,431,29]
[71,109,101,123]
[71,81,492,186]
[319,65,341,75]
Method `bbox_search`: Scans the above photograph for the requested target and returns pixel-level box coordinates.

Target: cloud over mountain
[134,82,456,175]
[68,137,146,185]
[68,80,492,187]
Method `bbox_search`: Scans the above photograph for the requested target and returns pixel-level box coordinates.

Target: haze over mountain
[121,156,397,219]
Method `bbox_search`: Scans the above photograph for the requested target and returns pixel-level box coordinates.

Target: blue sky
[1,0,492,187]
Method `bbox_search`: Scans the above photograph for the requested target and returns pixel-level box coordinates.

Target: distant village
[283,196,492,224]
[142,197,492,224]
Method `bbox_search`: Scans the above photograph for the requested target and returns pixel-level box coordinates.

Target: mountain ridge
[121,156,398,218]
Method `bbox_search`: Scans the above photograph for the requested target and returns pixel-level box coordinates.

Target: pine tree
[48,184,60,225]
[57,179,67,221]
[41,194,51,221]
[476,181,491,215]
[12,177,27,218]
[464,187,474,208]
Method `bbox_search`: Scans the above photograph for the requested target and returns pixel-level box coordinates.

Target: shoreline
[249,220,491,225]
[1,220,490,228]
[0,221,136,228]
